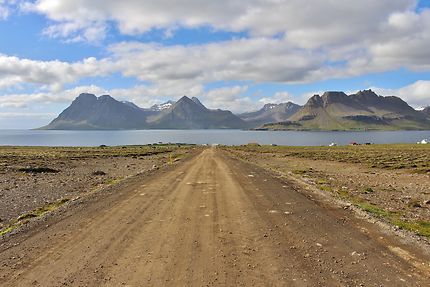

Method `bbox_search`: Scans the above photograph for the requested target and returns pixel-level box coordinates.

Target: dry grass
[229,144,430,173]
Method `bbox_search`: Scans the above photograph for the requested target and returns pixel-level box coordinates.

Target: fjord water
[0,129,429,146]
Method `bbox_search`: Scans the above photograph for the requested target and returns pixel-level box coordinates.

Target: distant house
[350,142,359,146]
[417,139,429,144]
[329,143,337,147]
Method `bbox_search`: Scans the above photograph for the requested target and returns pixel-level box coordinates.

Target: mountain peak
[98,95,116,102]
[177,95,191,102]
[75,93,97,103]
[321,91,348,105]
[355,89,378,97]
[306,94,324,107]
[174,95,207,111]
[352,89,380,102]
[191,97,206,109]
[262,103,277,110]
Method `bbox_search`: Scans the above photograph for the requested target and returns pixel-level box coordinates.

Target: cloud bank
[0,0,428,125]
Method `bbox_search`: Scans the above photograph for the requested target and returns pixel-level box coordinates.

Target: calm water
[0,129,429,146]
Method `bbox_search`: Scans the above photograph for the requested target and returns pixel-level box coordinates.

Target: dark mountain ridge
[42,93,154,130]
[41,94,246,130]
[273,89,430,130]
[41,90,430,130]
[146,96,246,129]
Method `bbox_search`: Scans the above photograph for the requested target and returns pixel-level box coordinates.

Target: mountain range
[40,90,430,130]
[41,94,246,130]
[262,90,430,131]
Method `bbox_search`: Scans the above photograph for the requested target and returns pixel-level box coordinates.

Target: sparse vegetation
[230,144,430,173]
[0,198,70,236]
[0,144,196,235]
[225,144,430,239]
[356,202,393,218]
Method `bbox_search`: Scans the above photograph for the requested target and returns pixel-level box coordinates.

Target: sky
[0,0,430,128]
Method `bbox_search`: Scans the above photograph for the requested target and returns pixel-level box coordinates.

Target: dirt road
[0,148,429,286]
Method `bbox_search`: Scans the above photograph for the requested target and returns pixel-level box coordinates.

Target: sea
[0,129,429,147]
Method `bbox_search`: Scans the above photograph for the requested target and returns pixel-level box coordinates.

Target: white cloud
[108,39,327,85]
[372,80,430,108]
[0,85,106,108]
[0,55,111,91]
[0,112,55,119]
[0,0,429,123]
[0,1,426,93]
[42,21,107,43]
[0,0,14,20]
[22,0,412,45]
[258,91,293,105]
[0,6,8,20]
[200,86,256,113]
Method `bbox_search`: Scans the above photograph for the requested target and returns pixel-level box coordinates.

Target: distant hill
[265,90,430,131]
[239,102,301,127]
[40,93,155,130]
[146,96,247,129]
[41,94,246,130]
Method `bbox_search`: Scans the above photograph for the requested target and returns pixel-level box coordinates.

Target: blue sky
[0,0,430,128]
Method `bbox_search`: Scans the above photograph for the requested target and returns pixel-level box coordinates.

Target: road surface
[0,148,429,286]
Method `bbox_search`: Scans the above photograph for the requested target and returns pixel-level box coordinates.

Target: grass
[0,225,19,237]
[356,202,393,218]
[392,219,430,237]
[316,183,430,238]
[105,178,124,185]
[0,144,192,166]
[229,144,430,173]
[0,198,70,237]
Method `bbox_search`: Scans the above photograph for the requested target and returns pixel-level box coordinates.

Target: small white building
[417,139,429,144]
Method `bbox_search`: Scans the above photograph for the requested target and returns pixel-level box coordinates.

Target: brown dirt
[225,146,430,236]
[0,148,429,286]
[0,145,188,228]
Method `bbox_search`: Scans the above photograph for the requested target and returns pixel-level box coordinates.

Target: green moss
[392,220,430,237]
[336,189,350,198]
[0,198,70,237]
[105,178,123,185]
[356,202,393,218]
[0,225,20,236]
[319,185,333,192]
[317,179,328,185]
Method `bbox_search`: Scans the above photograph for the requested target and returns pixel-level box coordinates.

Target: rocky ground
[0,147,429,286]
[0,145,193,233]
[224,144,430,239]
